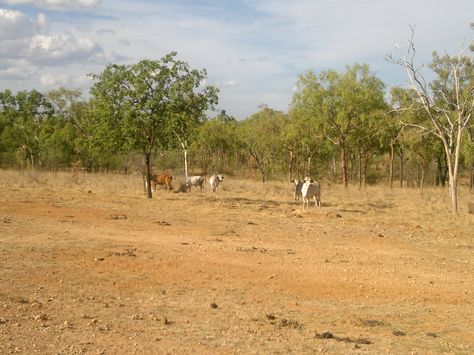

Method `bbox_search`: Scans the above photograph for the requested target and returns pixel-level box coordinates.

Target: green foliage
[0,47,472,192]
[89,52,218,197]
[291,64,387,185]
[237,107,288,182]
[90,53,218,157]
[190,116,238,175]
[0,89,54,168]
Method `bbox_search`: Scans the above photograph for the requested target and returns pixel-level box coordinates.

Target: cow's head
[216,174,224,181]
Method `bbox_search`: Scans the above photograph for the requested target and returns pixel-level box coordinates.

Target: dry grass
[0,169,473,354]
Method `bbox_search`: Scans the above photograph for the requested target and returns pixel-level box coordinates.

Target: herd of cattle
[148,173,225,194]
[148,172,321,209]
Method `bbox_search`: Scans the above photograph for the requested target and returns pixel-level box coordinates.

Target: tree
[168,79,218,178]
[292,64,386,187]
[4,90,54,170]
[283,109,332,181]
[352,108,388,187]
[0,90,20,166]
[45,88,87,170]
[90,52,218,198]
[190,115,237,176]
[388,31,474,213]
[238,107,287,182]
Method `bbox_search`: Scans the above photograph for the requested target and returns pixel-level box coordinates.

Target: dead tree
[387,29,474,213]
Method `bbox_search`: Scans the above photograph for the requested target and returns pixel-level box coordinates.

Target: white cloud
[1,0,473,118]
[96,28,115,36]
[0,7,120,95]
[0,9,115,66]
[36,13,48,33]
[0,0,101,10]
[0,64,35,80]
[118,38,130,46]
[219,80,238,87]
[40,72,70,86]
[27,33,102,64]
[0,8,35,39]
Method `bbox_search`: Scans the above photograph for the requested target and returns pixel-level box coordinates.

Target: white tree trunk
[184,148,188,178]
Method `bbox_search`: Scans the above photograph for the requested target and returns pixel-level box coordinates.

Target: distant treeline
[1,53,473,194]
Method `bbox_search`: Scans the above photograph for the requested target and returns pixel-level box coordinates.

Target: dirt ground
[0,170,473,354]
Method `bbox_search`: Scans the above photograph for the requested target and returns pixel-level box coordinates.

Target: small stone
[210,302,218,309]
[392,330,406,336]
[320,331,334,339]
[34,314,47,321]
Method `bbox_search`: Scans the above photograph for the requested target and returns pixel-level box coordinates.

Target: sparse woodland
[1,30,473,212]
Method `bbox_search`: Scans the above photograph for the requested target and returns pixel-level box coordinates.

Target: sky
[0,0,473,119]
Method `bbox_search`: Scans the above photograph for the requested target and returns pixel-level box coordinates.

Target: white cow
[291,179,304,201]
[301,177,321,209]
[209,174,224,192]
[185,175,205,191]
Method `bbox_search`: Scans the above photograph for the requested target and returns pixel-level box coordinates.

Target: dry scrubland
[0,169,473,354]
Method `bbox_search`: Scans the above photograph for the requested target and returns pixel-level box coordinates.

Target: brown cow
[150,172,173,192]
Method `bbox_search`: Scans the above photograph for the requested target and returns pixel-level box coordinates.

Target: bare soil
[0,170,473,354]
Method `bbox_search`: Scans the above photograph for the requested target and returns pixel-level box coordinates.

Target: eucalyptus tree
[168,79,218,178]
[90,52,218,198]
[1,90,54,170]
[0,90,19,165]
[388,87,418,188]
[292,64,386,187]
[238,107,287,182]
[190,113,237,176]
[388,33,474,213]
[283,110,332,181]
[403,129,439,189]
[352,108,388,187]
[44,88,86,169]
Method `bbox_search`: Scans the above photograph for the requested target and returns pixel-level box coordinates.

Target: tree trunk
[363,152,370,187]
[399,147,405,188]
[449,172,458,213]
[296,155,300,180]
[288,150,294,182]
[145,152,153,199]
[436,154,448,187]
[183,148,188,178]
[340,140,348,188]
[29,149,35,171]
[358,147,363,189]
[447,123,463,214]
[389,143,395,189]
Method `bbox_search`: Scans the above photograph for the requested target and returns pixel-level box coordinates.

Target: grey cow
[185,175,205,191]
